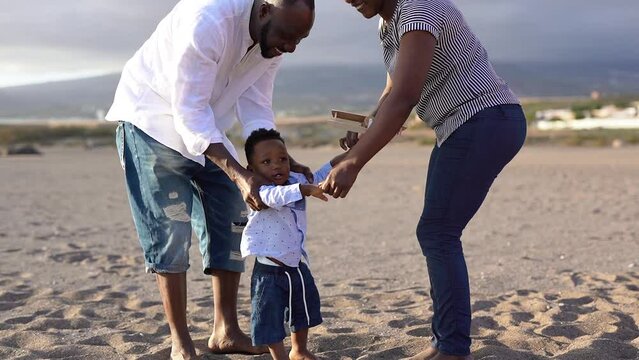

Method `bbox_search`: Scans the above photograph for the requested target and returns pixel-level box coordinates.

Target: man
[105,0,315,358]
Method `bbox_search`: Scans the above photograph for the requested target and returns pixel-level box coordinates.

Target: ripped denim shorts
[116,122,247,274]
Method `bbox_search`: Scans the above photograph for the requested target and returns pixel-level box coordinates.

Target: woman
[320,0,527,359]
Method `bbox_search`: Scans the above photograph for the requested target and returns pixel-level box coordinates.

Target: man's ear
[258,2,273,20]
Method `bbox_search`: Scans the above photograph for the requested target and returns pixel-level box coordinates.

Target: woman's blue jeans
[417,104,527,356]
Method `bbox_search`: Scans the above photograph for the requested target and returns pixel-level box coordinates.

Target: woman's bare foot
[431,353,474,360]
[207,330,268,355]
[403,346,439,360]
[289,348,318,360]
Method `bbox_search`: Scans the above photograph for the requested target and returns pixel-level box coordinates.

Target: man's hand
[290,156,313,183]
[300,184,328,202]
[319,159,361,198]
[204,143,270,211]
[235,170,270,211]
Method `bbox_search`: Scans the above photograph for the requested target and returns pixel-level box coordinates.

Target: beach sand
[0,143,638,359]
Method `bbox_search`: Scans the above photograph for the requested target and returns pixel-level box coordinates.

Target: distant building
[95,109,106,121]
[536,118,639,131]
[592,105,639,119]
[535,109,575,121]
[535,100,639,131]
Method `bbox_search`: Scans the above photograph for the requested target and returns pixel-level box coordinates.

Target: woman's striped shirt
[379,0,520,145]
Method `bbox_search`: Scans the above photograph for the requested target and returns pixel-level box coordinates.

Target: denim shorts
[116,122,247,274]
[250,260,322,346]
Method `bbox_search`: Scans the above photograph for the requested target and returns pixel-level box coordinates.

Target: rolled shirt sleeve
[237,58,283,139]
[259,184,303,210]
[311,162,333,185]
[288,162,332,186]
[170,13,227,156]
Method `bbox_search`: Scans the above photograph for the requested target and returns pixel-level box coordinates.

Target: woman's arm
[322,30,437,198]
[340,73,393,151]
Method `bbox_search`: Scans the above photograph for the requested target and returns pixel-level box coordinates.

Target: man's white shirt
[106,0,282,164]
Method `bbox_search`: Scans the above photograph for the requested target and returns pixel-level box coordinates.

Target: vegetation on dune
[2,93,639,151]
[0,124,118,147]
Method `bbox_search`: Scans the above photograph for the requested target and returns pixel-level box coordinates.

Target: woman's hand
[319,160,361,198]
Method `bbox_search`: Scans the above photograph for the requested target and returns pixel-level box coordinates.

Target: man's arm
[169,16,270,210]
[204,143,268,211]
[236,59,282,138]
[169,14,228,157]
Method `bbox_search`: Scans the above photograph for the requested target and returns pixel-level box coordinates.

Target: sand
[0,143,638,359]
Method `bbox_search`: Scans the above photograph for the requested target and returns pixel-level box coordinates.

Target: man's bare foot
[207,331,268,355]
[289,348,318,360]
[403,346,439,360]
[170,343,197,360]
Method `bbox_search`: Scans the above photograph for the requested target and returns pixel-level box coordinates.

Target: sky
[1,0,638,87]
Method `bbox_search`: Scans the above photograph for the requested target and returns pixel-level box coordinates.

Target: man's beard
[259,20,272,58]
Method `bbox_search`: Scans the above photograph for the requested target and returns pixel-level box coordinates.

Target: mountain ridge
[1,62,638,119]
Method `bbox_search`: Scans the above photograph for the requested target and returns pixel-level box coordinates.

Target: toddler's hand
[300,184,328,202]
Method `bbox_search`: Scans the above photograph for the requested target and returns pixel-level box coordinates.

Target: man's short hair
[245,128,286,164]
[276,0,315,10]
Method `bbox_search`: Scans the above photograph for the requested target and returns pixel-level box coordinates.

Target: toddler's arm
[259,183,328,209]
[312,151,350,185]
[259,184,302,210]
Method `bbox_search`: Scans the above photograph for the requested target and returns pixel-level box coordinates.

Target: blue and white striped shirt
[380,0,520,145]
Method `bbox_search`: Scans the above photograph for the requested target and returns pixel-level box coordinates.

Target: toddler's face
[249,139,290,185]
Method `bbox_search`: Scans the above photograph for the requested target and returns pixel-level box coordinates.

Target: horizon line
[2,60,638,90]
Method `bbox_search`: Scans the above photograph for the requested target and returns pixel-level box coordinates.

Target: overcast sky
[1,0,638,87]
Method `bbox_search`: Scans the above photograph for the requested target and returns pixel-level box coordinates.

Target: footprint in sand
[0,284,34,311]
[5,316,35,325]
[49,250,94,264]
[0,331,58,351]
[405,327,430,337]
[25,317,92,331]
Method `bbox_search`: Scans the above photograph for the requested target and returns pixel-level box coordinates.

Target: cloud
[0,0,177,54]
[456,0,639,62]
[1,0,638,86]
